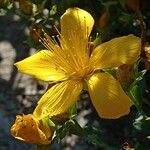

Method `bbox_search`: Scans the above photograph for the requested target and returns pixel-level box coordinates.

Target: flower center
[68,64,93,81]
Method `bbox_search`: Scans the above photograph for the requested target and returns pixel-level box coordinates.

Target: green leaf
[83,126,116,149]
[135,70,147,82]
[83,126,105,147]
[0,8,7,16]
[66,119,84,136]
[55,119,84,142]
[128,70,147,108]
[68,104,77,119]
[0,0,12,9]
[133,114,150,134]
[55,124,68,143]
[119,12,132,24]
[42,116,55,128]
[50,5,57,16]
[129,83,143,107]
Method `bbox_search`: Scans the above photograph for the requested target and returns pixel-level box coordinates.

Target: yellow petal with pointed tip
[61,7,94,42]
[87,73,133,119]
[11,114,53,145]
[90,35,141,69]
[33,79,83,119]
[15,50,66,82]
[60,8,94,61]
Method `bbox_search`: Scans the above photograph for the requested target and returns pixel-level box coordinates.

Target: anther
[96,33,99,39]
[89,36,92,42]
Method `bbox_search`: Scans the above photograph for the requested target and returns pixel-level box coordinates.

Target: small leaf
[129,83,143,107]
[55,125,67,142]
[68,104,77,118]
[55,119,84,142]
[119,12,132,24]
[43,116,55,128]
[133,114,150,133]
[128,70,147,107]
[83,126,105,147]
[50,5,57,16]
[135,70,147,82]
[66,119,84,136]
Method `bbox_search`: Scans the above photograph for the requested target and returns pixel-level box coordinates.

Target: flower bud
[116,64,134,86]
[11,114,54,145]
[18,0,33,15]
[126,0,140,12]
[97,6,110,28]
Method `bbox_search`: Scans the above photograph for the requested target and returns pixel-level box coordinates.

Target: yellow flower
[15,8,141,119]
[11,114,53,145]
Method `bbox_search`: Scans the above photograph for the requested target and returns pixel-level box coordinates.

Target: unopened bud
[116,64,134,86]
[98,6,110,28]
[18,0,33,15]
[126,0,140,12]
[11,114,54,145]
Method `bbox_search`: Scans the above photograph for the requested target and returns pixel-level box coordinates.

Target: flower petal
[15,50,66,82]
[61,8,94,44]
[87,73,133,119]
[33,80,83,119]
[60,8,94,64]
[90,35,141,69]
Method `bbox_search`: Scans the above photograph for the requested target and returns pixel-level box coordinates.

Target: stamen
[43,33,56,45]
[33,28,75,74]
[52,36,58,45]
[33,28,56,50]
[54,25,61,36]
[89,36,92,43]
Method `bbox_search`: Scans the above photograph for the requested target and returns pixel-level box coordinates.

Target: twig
[136,9,146,58]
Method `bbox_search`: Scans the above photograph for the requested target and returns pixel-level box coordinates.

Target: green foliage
[129,69,147,108]
[0,0,13,16]
[55,119,117,149]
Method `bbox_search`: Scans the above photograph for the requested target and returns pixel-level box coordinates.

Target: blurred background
[0,0,150,149]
